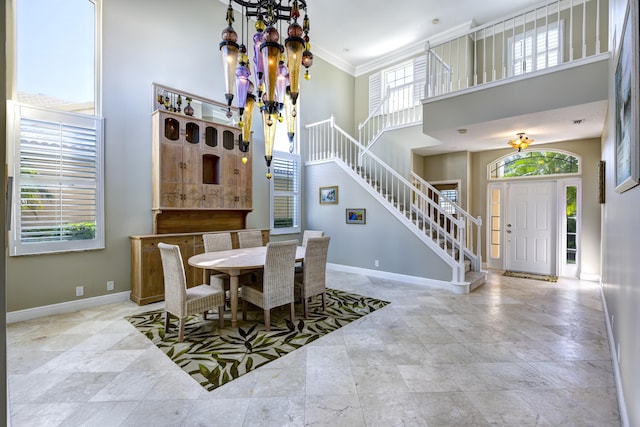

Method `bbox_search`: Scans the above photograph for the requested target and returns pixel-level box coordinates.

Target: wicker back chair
[158,243,225,341]
[242,240,297,331]
[295,236,330,318]
[202,232,234,298]
[238,230,264,248]
[301,230,324,247]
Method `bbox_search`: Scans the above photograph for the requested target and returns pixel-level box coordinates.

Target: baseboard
[580,272,601,282]
[600,285,630,427]
[327,263,455,292]
[6,291,131,324]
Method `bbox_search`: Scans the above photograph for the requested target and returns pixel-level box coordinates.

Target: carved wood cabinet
[151,110,252,210]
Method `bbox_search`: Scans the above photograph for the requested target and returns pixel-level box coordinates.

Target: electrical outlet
[75,286,84,297]
[374,259,379,267]
[107,280,115,291]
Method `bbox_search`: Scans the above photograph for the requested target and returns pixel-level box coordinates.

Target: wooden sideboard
[130,229,270,305]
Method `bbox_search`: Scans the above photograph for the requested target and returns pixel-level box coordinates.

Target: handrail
[306,116,471,282]
[410,172,483,271]
[358,78,425,149]
[425,0,606,98]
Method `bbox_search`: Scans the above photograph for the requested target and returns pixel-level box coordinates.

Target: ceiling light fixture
[508,132,534,152]
[219,0,312,179]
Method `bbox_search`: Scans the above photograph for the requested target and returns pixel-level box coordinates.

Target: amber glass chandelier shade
[285,23,304,105]
[262,108,277,161]
[241,94,256,143]
[260,26,281,105]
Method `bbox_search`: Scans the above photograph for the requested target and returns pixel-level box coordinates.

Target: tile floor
[7,269,621,426]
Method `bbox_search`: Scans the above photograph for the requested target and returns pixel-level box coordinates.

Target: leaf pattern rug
[126,288,389,391]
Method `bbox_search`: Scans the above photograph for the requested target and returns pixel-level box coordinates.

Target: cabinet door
[182,143,202,208]
[159,142,183,207]
[202,184,223,208]
[221,128,241,208]
[238,151,252,208]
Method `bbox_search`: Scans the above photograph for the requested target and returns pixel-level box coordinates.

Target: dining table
[188,245,306,327]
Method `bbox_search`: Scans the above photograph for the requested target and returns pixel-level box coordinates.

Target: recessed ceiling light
[432,18,440,25]
[573,119,584,125]
[457,128,467,134]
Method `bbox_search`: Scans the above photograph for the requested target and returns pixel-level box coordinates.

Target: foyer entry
[505,181,556,275]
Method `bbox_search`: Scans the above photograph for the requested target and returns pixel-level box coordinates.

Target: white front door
[505,181,556,275]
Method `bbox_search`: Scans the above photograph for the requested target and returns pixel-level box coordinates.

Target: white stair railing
[307,116,472,283]
[358,78,426,149]
[426,0,607,98]
[410,172,482,271]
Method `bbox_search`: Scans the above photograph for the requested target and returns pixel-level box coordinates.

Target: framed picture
[346,208,366,224]
[614,1,639,193]
[319,186,338,204]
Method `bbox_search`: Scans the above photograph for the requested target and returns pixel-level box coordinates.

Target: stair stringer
[330,157,476,293]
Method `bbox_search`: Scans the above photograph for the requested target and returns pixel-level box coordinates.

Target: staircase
[306,114,486,293]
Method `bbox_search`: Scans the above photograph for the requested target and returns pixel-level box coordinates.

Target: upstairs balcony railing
[426,0,608,98]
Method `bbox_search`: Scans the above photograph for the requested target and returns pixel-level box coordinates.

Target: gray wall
[305,161,452,282]
[600,0,639,424]
[420,151,470,211]
[6,0,353,311]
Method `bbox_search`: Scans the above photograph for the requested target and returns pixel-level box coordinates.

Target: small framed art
[346,208,366,224]
[319,186,338,204]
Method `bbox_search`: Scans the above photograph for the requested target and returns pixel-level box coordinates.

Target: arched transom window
[489,149,581,179]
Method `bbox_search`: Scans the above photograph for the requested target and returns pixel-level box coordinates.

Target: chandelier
[508,132,534,152]
[219,0,312,179]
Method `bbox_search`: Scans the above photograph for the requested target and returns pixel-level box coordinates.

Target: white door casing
[505,181,557,275]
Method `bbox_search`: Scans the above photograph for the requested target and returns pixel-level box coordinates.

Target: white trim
[601,286,630,427]
[355,21,477,77]
[487,148,582,180]
[580,272,601,282]
[6,291,131,324]
[327,263,470,294]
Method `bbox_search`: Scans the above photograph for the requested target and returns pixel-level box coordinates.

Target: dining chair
[202,232,232,284]
[294,236,330,318]
[296,229,324,273]
[301,229,324,247]
[241,240,298,331]
[158,242,225,341]
[238,230,264,248]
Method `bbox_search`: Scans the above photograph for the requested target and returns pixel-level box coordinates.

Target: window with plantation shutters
[10,104,104,255]
[508,21,563,77]
[270,152,300,234]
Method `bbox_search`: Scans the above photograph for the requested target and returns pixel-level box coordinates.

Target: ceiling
[220,0,608,155]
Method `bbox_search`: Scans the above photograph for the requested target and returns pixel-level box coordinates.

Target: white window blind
[368,72,381,115]
[270,152,300,234]
[10,104,104,255]
[508,21,563,76]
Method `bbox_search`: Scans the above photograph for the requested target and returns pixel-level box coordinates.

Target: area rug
[126,288,389,391]
[503,270,558,282]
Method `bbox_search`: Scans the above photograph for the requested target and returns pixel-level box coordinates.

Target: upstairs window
[508,20,563,76]
[368,56,426,114]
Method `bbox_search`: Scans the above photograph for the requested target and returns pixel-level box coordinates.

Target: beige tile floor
[7,269,621,426]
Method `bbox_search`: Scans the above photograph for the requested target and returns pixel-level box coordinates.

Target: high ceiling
[219,0,608,154]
